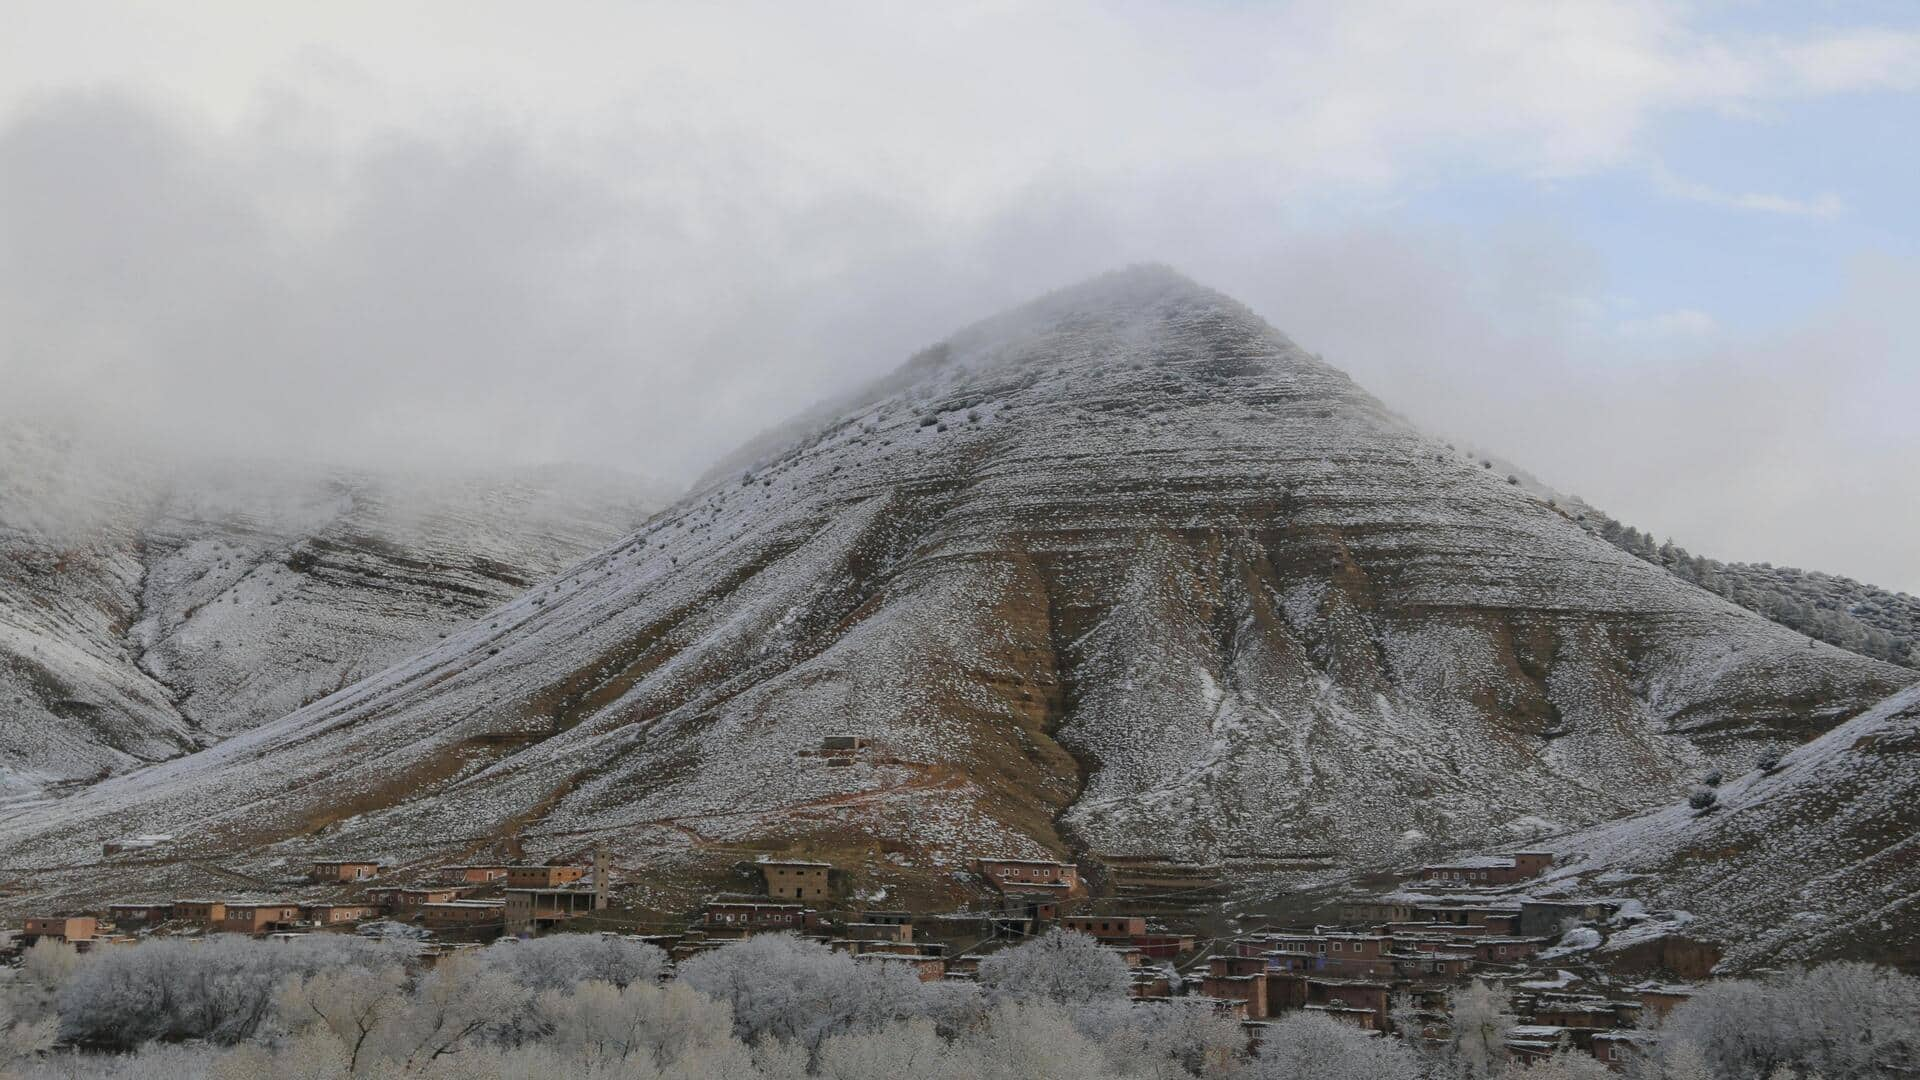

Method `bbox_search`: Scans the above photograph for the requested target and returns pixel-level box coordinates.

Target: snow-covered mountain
[1538,682,1920,971]
[1,267,1910,916]
[0,432,666,801]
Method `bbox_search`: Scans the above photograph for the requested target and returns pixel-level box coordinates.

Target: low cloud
[1,2,1915,592]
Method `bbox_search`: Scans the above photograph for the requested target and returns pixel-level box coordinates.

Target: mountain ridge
[1,267,1909,925]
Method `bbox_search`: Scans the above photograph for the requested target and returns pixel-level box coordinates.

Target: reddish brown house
[440,865,514,883]
[303,903,378,926]
[1058,915,1147,942]
[506,866,588,889]
[309,860,381,883]
[1420,851,1555,886]
[1202,955,1271,1018]
[504,888,600,933]
[702,900,820,936]
[221,903,303,935]
[976,858,1083,896]
[106,903,173,928]
[419,900,506,930]
[171,900,227,925]
[22,916,96,945]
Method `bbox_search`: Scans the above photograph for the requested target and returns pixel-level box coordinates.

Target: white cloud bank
[0,1,1915,589]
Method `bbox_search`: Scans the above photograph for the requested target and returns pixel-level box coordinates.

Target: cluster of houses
[7,857,609,951]
[6,843,1697,1069]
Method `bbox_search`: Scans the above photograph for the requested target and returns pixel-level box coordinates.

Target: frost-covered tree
[0,993,58,1070]
[977,929,1130,1006]
[57,934,414,1048]
[1512,1048,1613,1078]
[479,933,668,991]
[1241,1011,1422,1080]
[963,1001,1116,1080]
[1448,979,1517,1078]
[815,1016,975,1080]
[677,934,932,1054]
[1076,999,1244,1078]
[379,952,528,1069]
[531,979,741,1071]
[5,939,80,1029]
[1662,962,1920,1079]
[273,963,409,1072]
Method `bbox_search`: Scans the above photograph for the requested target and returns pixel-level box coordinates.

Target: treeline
[1573,505,1919,668]
[2,929,1917,1078]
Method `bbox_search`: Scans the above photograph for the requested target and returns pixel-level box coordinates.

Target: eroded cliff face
[3,267,1908,913]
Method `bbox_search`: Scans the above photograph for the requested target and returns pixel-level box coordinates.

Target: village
[4,839,1710,1073]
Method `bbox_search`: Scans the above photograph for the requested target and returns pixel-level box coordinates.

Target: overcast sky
[2,1,1916,591]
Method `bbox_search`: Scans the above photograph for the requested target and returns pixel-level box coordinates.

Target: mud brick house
[221,903,304,935]
[1130,968,1173,1000]
[106,903,172,928]
[171,900,227,925]
[420,900,506,931]
[1306,978,1391,1029]
[1337,899,1417,923]
[975,857,1083,897]
[1634,984,1695,1021]
[21,916,96,945]
[440,865,515,883]
[1474,937,1544,964]
[1506,1025,1572,1061]
[1592,1031,1654,1071]
[1420,851,1554,886]
[389,887,473,910]
[1202,955,1270,1018]
[856,952,945,981]
[309,860,381,883]
[702,900,820,936]
[1416,903,1523,931]
[1533,999,1628,1034]
[504,888,601,933]
[1059,915,1147,942]
[842,921,913,943]
[506,865,588,889]
[1320,933,1397,976]
[818,736,871,763]
[303,903,378,926]
[759,859,833,901]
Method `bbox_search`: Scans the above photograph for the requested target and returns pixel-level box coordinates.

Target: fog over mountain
[2,2,1917,593]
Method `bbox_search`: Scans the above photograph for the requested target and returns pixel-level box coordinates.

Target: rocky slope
[0,434,665,801]
[1537,683,1920,971]
[1,267,1909,913]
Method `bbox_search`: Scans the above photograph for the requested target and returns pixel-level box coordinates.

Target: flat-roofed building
[171,900,227,925]
[22,916,96,945]
[441,865,514,884]
[506,866,588,889]
[419,900,506,931]
[106,903,172,928]
[303,903,378,926]
[1059,915,1147,942]
[975,857,1083,897]
[759,859,833,901]
[310,860,382,883]
[221,903,303,936]
[505,888,599,933]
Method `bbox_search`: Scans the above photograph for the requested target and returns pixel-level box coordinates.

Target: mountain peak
[3,273,1909,921]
